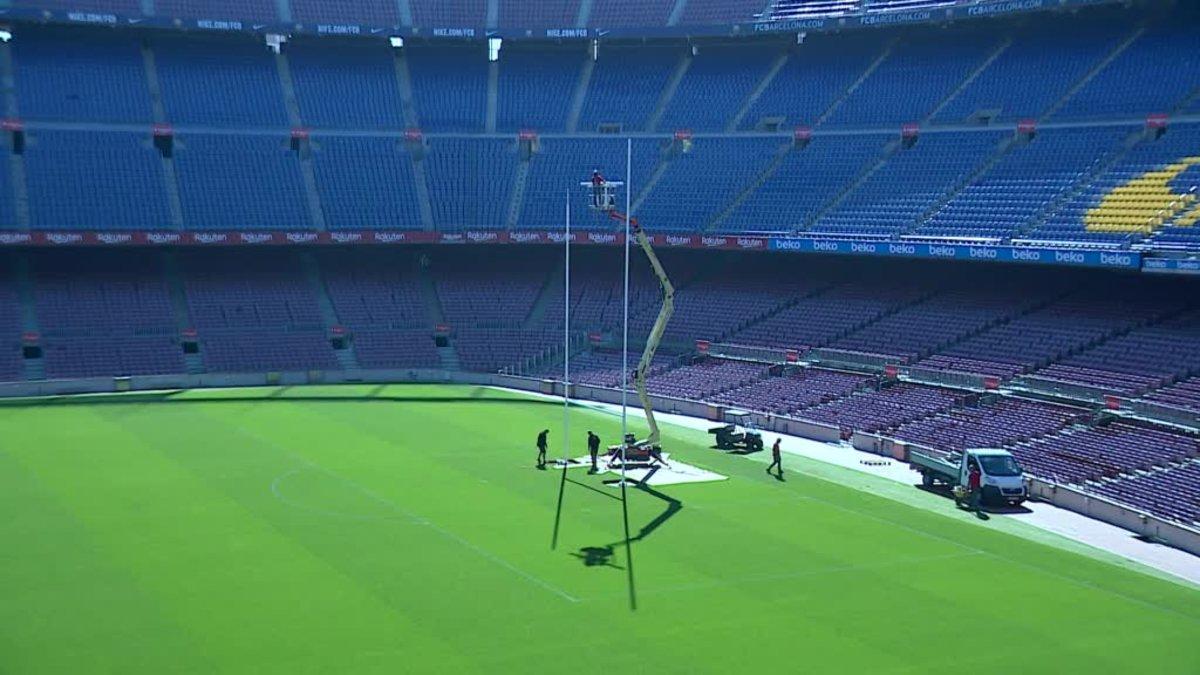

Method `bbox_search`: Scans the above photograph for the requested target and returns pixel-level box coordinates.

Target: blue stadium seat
[12,27,152,122]
[311,137,424,230]
[174,134,310,230]
[24,131,172,230]
[289,39,404,129]
[406,45,488,132]
[153,33,290,127]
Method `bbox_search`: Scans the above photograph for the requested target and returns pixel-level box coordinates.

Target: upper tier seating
[517,138,659,230]
[824,28,1001,127]
[406,45,489,132]
[497,45,585,132]
[291,0,399,25]
[933,15,1126,123]
[12,27,151,123]
[657,45,777,132]
[310,137,424,230]
[810,132,1005,238]
[637,138,784,231]
[1052,22,1200,121]
[154,0,277,20]
[424,139,518,230]
[920,127,1135,239]
[1033,126,1200,244]
[153,34,290,127]
[741,35,882,131]
[174,135,310,230]
[24,131,173,230]
[721,135,885,232]
[289,40,405,129]
[408,0,484,25]
[577,45,681,133]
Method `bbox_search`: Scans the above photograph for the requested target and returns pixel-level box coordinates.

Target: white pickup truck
[909,447,1027,507]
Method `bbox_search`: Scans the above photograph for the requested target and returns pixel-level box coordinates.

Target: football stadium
[1,0,1199,672]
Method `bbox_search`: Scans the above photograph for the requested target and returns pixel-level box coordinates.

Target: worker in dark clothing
[967,460,983,513]
[591,170,606,209]
[767,438,783,478]
[587,431,601,473]
[536,429,550,469]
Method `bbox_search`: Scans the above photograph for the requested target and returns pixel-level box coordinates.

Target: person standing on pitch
[767,438,783,478]
[587,431,601,473]
[967,459,983,513]
[536,429,550,469]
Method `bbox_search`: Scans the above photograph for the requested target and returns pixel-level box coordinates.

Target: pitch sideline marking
[554,396,1200,619]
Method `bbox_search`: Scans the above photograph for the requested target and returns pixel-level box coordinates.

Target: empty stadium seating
[289,39,405,129]
[24,131,173,230]
[174,134,310,230]
[153,33,291,127]
[310,137,424,230]
[11,27,152,123]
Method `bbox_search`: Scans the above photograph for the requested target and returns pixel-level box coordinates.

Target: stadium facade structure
[0,1,1196,547]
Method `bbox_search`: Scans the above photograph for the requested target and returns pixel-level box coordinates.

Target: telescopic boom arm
[610,210,674,447]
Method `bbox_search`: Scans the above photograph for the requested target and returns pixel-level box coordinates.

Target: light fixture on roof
[389,36,404,49]
[265,33,288,54]
[488,37,502,62]
[0,28,12,43]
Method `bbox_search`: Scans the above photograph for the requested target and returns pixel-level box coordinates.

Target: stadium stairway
[1,41,31,230]
[523,263,562,330]
[300,252,361,371]
[505,159,531,229]
[912,134,1019,234]
[162,252,204,374]
[706,139,793,231]
[726,50,789,133]
[564,55,595,133]
[140,43,187,228]
[800,139,900,231]
[814,38,896,127]
[923,37,1013,123]
[645,51,692,133]
[274,50,328,230]
[13,255,42,380]
[1019,128,1147,240]
[1084,157,1200,235]
[1041,24,1147,121]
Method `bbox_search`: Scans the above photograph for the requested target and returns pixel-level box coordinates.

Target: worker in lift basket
[591,170,606,209]
[967,459,983,513]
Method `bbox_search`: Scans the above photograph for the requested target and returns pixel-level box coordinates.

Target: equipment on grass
[708,411,763,453]
[582,180,676,475]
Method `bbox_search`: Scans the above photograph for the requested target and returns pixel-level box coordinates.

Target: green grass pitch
[1,384,1197,674]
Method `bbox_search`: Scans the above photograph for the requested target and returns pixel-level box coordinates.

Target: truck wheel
[921,473,934,488]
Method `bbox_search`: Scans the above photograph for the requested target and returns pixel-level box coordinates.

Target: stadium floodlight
[389,36,404,49]
[0,28,12,43]
[265,33,288,54]
[488,37,502,62]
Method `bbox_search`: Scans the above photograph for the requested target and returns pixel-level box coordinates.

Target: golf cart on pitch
[709,411,764,453]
